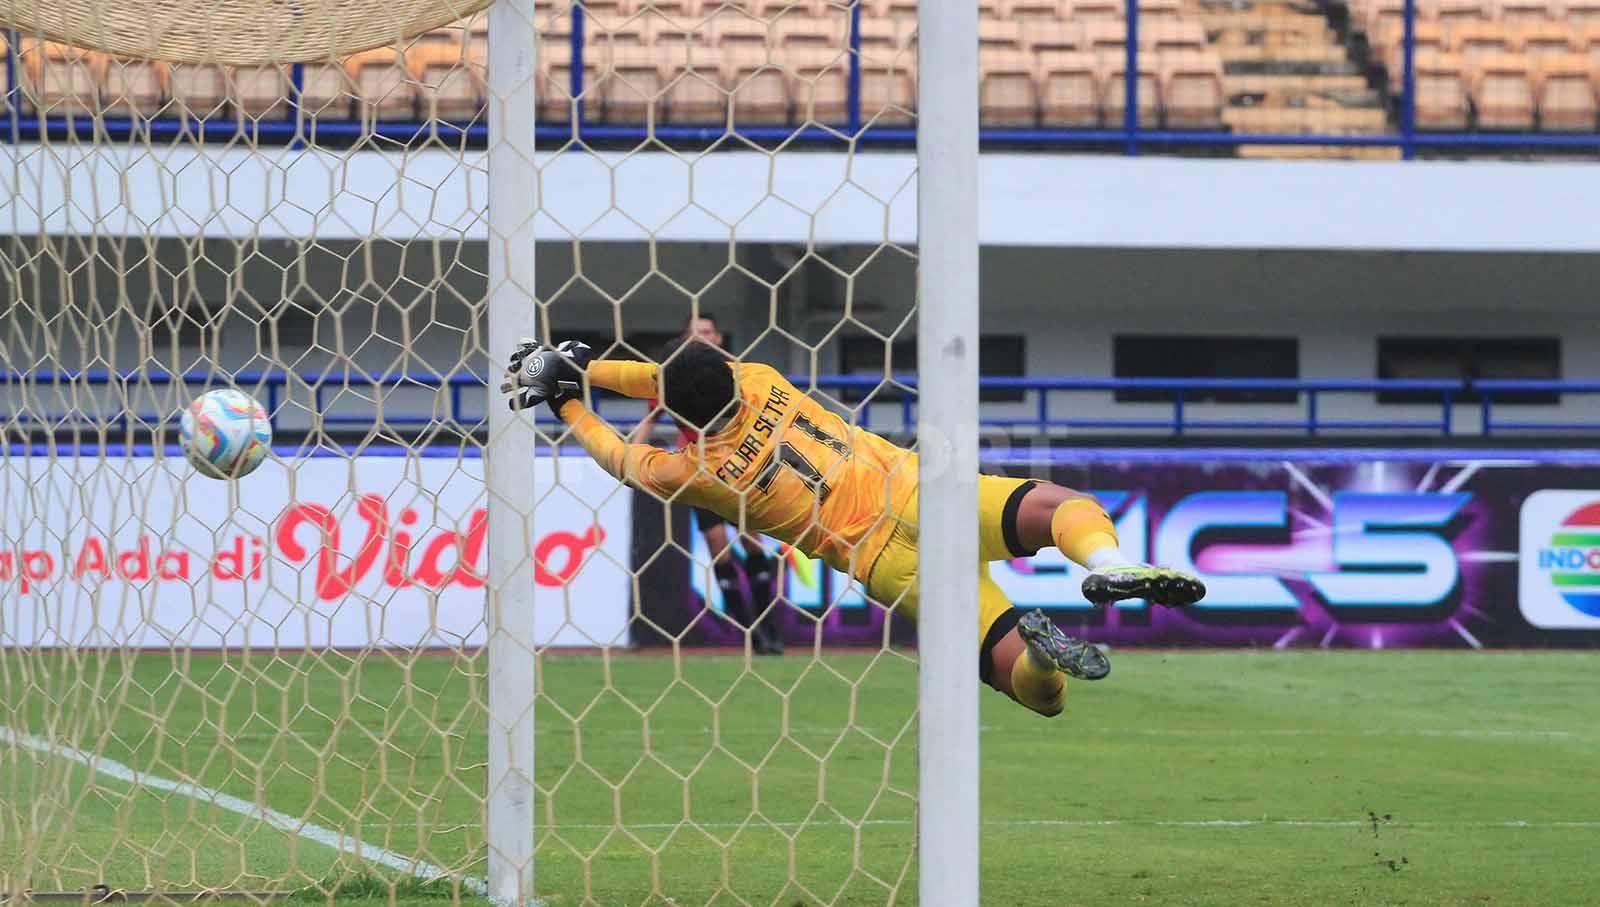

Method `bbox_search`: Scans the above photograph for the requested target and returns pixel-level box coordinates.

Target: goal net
[0,0,947,903]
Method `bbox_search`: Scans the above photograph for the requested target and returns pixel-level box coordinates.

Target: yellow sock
[1010,650,1066,717]
[1050,497,1119,567]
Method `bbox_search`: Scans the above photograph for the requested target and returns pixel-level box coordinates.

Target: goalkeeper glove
[502,339,593,415]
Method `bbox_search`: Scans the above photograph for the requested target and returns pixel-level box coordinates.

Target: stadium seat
[728,50,791,123]
[231,65,293,121]
[413,45,484,122]
[636,0,702,22]
[1100,56,1159,128]
[1534,53,1597,128]
[347,49,417,122]
[600,46,665,122]
[1160,49,1224,128]
[1005,0,1067,23]
[1143,20,1206,53]
[1565,0,1600,21]
[168,63,230,121]
[856,18,908,57]
[1470,52,1535,128]
[1437,0,1490,25]
[1071,0,1126,20]
[980,50,1038,125]
[858,54,916,124]
[790,48,852,122]
[1412,51,1471,128]
[1027,21,1085,53]
[1139,0,1184,18]
[18,41,100,120]
[1083,21,1129,63]
[1578,22,1600,64]
[1518,23,1577,62]
[661,45,729,122]
[1491,0,1553,22]
[882,0,920,21]
[979,20,1025,52]
[101,58,167,118]
[543,40,601,123]
[298,62,355,120]
[576,0,632,27]
[775,14,843,50]
[1377,20,1445,85]
[1450,21,1514,66]
[713,13,773,52]
[1037,50,1099,126]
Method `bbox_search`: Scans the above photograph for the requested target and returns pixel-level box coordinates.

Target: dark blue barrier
[7,0,1599,156]
[12,368,1593,436]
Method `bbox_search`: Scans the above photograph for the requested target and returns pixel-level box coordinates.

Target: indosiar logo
[1520,491,1600,629]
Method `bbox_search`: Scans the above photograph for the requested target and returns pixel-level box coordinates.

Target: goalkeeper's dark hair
[662,341,737,430]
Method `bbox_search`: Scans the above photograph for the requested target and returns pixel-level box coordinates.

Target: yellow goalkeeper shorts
[861,474,1039,653]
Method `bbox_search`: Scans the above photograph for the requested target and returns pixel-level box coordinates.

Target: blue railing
[7,369,1600,436]
[6,0,1600,157]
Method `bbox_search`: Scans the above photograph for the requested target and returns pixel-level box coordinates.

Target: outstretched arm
[555,398,692,495]
[587,360,659,399]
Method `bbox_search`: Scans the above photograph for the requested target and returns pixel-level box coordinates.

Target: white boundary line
[520,818,1600,831]
[1,725,488,897]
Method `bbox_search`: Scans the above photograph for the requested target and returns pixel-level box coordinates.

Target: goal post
[914,0,983,903]
[483,0,539,903]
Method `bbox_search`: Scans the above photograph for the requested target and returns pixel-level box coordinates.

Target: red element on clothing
[647,397,699,447]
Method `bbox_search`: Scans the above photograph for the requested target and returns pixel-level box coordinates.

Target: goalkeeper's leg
[980,477,1206,608]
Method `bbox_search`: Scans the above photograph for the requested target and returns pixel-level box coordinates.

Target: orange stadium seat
[980,49,1038,125]
[168,62,230,120]
[660,45,729,122]
[856,19,909,58]
[1005,0,1067,22]
[1377,20,1445,84]
[297,61,355,120]
[775,14,842,50]
[981,0,1006,19]
[1534,53,1597,128]
[18,42,99,119]
[1139,0,1184,18]
[413,45,483,122]
[882,0,920,21]
[601,46,665,123]
[1450,21,1513,66]
[1437,0,1490,25]
[1518,23,1576,62]
[1037,50,1099,126]
[101,58,167,118]
[347,49,417,122]
[1072,0,1126,20]
[577,0,631,26]
[232,65,293,120]
[1160,49,1223,128]
[979,20,1024,52]
[728,50,791,123]
[543,41,600,123]
[858,53,916,124]
[1490,0,1552,22]
[1470,52,1535,128]
[1083,21,1129,62]
[790,48,851,122]
[1413,51,1470,127]
[1100,55,1159,128]
[713,13,773,52]
[1027,21,1085,53]
[1579,22,1600,64]
[1143,20,1206,53]
[1565,0,1600,21]
[635,0,702,22]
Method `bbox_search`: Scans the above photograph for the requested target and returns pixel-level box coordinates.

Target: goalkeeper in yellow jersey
[504,339,1206,717]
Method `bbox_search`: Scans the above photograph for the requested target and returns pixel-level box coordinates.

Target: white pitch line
[519,817,1600,832]
[0,725,488,898]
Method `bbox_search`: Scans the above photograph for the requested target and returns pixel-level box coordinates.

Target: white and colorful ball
[180,389,272,480]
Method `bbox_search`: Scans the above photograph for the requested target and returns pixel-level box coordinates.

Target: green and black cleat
[1017,609,1110,681]
[1082,564,1207,609]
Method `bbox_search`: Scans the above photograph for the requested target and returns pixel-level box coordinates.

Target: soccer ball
[180,389,272,480]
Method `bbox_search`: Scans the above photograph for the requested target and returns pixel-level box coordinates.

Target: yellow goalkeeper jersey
[556,359,918,578]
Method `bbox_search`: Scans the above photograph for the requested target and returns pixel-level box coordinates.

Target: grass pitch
[3,649,1597,906]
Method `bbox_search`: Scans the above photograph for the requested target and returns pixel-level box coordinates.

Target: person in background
[629,315,785,655]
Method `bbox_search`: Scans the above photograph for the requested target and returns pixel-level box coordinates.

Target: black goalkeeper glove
[501,339,593,415]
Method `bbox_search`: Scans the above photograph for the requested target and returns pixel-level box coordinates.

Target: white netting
[0,2,923,904]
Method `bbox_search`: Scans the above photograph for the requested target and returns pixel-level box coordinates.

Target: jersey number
[754,414,849,504]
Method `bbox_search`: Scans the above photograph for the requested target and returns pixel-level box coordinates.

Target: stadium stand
[9,0,1600,146]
